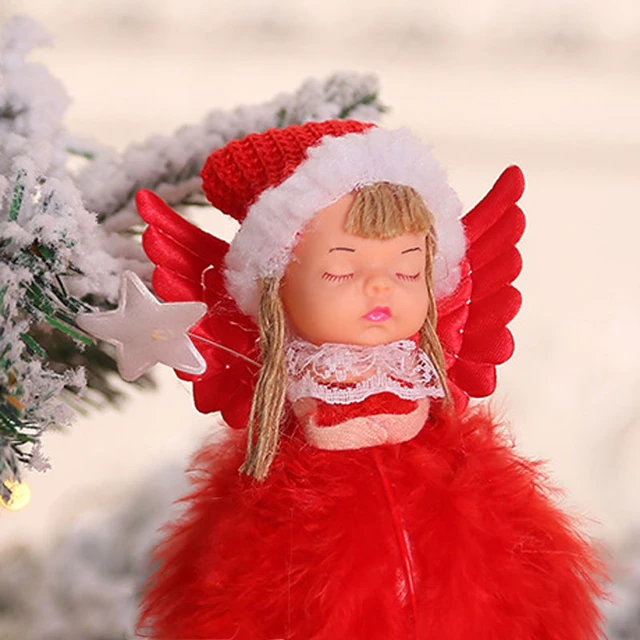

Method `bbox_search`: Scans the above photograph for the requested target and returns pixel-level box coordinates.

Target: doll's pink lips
[363,306,392,322]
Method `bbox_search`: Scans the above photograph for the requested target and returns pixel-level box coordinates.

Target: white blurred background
[0,0,639,624]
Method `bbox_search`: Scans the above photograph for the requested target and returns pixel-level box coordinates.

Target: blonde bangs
[346,182,434,239]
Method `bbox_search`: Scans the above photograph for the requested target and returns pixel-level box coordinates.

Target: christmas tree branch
[0,15,388,495]
[77,72,386,225]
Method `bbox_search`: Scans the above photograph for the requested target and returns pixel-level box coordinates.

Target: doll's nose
[364,274,393,297]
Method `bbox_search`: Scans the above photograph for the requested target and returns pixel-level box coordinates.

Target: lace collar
[285,338,444,405]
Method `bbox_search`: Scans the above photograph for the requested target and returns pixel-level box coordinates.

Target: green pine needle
[20,333,47,358]
[37,244,55,262]
[339,93,384,118]
[43,315,93,345]
[8,171,26,222]
[66,147,95,160]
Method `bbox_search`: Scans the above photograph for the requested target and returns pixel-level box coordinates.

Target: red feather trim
[138,408,606,640]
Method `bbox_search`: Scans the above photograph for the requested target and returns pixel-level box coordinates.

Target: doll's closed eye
[322,272,354,282]
[396,272,421,281]
[396,246,424,282]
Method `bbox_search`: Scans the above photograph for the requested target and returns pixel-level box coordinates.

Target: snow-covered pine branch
[0,17,120,493]
[76,72,385,276]
[78,72,384,223]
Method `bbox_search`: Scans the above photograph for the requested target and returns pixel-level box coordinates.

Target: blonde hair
[239,276,288,479]
[241,182,450,480]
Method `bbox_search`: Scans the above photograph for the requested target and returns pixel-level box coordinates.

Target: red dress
[137,394,606,639]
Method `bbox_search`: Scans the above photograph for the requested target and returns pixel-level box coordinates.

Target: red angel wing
[437,165,526,410]
[136,190,260,428]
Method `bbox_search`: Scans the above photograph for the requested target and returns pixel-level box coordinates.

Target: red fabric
[463,165,525,245]
[137,405,606,640]
[437,166,526,407]
[137,190,260,428]
[313,392,419,427]
[138,190,229,288]
[448,359,498,397]
[201,120,374,223]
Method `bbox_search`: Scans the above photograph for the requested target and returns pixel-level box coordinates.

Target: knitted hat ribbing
[201,120,373,224]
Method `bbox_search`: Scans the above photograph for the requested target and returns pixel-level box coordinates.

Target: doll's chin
[289,319,418,346]
[349,323,413,346]
[316,330,413,347]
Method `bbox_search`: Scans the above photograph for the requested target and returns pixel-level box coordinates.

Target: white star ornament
[76,271,208,382]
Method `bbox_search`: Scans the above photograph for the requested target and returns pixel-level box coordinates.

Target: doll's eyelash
[322,272,354,282]
[396,272,421,281]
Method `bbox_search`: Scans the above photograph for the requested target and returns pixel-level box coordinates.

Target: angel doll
[135,120,605,639]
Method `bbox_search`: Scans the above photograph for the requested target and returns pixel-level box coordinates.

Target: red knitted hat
[201,120,373,223]
[201,120,465,318]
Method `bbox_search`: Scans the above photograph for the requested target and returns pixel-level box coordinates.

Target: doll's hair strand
[240,276,288,480]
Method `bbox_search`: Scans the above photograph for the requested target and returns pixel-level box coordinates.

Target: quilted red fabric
[437,165,526,408]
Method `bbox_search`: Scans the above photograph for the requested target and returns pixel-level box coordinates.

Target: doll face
[280,193,430,346]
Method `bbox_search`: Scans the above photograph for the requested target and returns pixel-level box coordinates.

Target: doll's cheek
[280,275,311,317]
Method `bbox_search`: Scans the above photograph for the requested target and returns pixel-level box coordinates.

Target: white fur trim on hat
[225,127,466,318]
